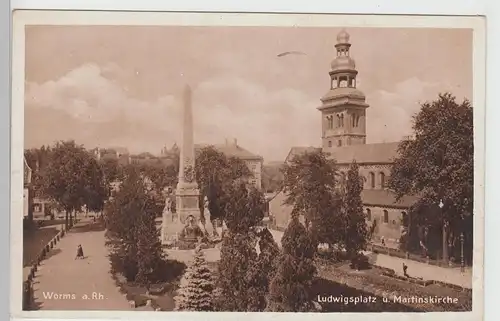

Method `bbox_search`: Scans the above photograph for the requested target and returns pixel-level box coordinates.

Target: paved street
[32,219,131,310]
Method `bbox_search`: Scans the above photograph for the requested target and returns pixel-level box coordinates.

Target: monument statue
[161,84,201,246]
[179,215,204,243]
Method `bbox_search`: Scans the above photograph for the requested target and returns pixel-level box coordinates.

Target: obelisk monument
[175,85,200,224]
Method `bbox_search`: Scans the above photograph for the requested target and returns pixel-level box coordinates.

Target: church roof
[326,142,400,164]
[285,142,401,165]
[361,189,419,209]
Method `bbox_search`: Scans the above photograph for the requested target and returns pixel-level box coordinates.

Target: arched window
[328,140,332,148]
[340,114,344,127]
[352,114,356,127]
[369,172,375,189]
[327,116,333,129]
[337,140,342,147]
[401,211,407,225]
[379,172,386,189]
[355,115,360,127]
[383,210,389,223]
[336,114,341,127]
[366,208,371,221]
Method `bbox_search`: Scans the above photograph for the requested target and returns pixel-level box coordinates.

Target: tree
[388,93,473,263]
[38,141,100,228]
[105,167,143,280]
[105,165,165,282]
[342,161,368,257]
[215,183,266,311]
[281,150,342,247]
[253,228,281,309]
[266,216,317,312]
[174,246,214,311]
[195,147,252,234]
[82,155,108,214]
[135,195,165,288]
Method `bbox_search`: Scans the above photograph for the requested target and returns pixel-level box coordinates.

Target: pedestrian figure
[75,244,84,260]
[381,236,386,247]
[403,263,409,278]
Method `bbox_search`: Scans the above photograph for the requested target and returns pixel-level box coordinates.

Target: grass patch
[23,227,59,267]
[316,261,472,312]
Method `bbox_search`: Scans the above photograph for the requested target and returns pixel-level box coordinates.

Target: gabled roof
[326,142,400,164]
[361,189,419,209]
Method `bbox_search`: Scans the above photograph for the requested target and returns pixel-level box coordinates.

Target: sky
[24,26,472,162]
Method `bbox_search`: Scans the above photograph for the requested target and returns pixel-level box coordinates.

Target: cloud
[25,64,320,161]
[365,77,456,143]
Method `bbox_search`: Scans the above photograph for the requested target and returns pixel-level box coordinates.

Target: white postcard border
[10,10,486,321]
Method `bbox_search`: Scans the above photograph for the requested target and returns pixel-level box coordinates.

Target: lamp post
[460,232,465,272]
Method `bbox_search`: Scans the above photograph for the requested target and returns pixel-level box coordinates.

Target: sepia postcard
[10,10,485,321]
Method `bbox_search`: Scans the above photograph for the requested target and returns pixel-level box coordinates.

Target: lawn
[23,227,59,267]
[316,260,472,312]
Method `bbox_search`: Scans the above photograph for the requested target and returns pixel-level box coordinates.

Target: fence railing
[22,219,79,310]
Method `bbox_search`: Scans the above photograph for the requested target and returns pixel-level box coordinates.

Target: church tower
[318,29,369,150]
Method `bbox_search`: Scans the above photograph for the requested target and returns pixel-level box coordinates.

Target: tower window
[383,210,389,223]
[327,116,333,129]
[369,172,375,189]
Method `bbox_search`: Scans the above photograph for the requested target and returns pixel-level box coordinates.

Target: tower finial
[336,28,350,44]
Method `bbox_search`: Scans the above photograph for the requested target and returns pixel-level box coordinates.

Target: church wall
[268,190,408,246]
[365,206,406,243]
[337,164,391,190]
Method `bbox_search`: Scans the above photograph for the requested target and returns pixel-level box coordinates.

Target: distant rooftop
[194,139,263,161]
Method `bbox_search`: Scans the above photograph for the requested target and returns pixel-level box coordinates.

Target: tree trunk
[65,210,69,229]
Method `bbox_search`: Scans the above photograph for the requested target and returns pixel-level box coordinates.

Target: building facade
[269,29,417,246]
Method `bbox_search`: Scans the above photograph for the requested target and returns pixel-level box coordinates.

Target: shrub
[266,216,317,312]
[349,253,370,270]
[174,247,214,311]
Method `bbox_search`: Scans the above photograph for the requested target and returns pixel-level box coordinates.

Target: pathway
[32,219,131,310]
[364,250,473,289]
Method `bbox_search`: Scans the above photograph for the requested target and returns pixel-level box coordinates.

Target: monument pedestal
[175,182,200,225]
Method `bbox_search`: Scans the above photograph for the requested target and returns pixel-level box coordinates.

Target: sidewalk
[32,219,131,310]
